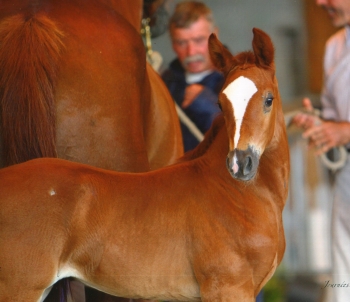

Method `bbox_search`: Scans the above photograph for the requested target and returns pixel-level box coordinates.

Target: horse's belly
[119,273,201,301]
[83,273,200,301]
[84,256,200,301]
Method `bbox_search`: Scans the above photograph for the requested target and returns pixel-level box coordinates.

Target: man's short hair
[169,1,214,34]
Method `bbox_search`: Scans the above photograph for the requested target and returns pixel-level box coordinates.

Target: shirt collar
[185,70,213,84]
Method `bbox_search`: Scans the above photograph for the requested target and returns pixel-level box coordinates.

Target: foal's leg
[0,283,45,302]
[0,249,56,302]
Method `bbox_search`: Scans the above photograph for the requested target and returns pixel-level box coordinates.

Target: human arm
[303,121,350,155]
[292,98,350,155]
[182,84,206,108]
[183,85,221,132]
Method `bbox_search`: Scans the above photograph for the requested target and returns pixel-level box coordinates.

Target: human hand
[292,97,319,130]
[182,84,205,108]
[303,121,350,155]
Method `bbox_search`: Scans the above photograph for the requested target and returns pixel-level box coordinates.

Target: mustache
[183,54,205,66]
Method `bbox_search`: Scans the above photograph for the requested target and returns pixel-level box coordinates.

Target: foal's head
[209,28,279,181]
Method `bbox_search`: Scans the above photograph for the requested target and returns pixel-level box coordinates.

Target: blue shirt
[162,59,223,152]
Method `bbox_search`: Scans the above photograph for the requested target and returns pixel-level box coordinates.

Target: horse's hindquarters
[53,5,153,172]
[145,64,184,169]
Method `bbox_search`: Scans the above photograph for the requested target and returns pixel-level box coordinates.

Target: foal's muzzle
[226,147,259,181]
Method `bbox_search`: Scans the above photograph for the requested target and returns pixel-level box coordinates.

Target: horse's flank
[0,1,183,172]
[0,13,63,166]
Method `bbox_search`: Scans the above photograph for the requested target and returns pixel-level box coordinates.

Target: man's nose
[186,41,197,56]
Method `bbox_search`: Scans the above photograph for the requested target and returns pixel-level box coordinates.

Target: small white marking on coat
[223,76,257,148]
[54,266,81,284]
[49,189,56,196]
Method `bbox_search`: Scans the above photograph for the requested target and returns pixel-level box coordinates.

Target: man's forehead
[171,18,213,39]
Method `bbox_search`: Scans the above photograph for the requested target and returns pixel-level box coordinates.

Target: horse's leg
[86,292,153,302]
[69,279,86,301]
[0,236,58,302]
[0,282,45,302]
[0,273,54,302]
[85,288,130,302]
[144,64,183,169]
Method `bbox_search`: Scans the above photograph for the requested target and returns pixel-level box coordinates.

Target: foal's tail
[0,13,64,166]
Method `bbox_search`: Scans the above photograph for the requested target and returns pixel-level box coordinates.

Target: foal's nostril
[243,156,253,176]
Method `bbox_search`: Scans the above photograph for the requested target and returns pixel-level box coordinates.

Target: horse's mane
[0,13,64,166]
[176,114,225,163]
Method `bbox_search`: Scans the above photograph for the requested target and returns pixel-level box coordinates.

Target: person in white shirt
[293,1,350,301]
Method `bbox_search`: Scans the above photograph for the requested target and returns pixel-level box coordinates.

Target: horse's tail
[0,13,64,166]
[0,13,67,301]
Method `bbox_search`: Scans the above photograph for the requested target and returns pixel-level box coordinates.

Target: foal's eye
[265,97,273,107]
[217,101,223,111]
[264,94,274,108]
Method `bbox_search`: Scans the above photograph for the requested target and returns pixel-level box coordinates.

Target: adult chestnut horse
[0,1,181,301]
[0,28,289,301]
[0,0,183,171]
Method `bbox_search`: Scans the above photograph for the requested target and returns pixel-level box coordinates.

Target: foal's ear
[252,28,275,69]
[209,33,235,76]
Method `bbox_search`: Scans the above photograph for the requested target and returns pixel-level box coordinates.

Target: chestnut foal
[0,28,289,302]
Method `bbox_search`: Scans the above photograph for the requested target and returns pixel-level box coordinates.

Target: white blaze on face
[223,76,258,149]
[223,76,257,174]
